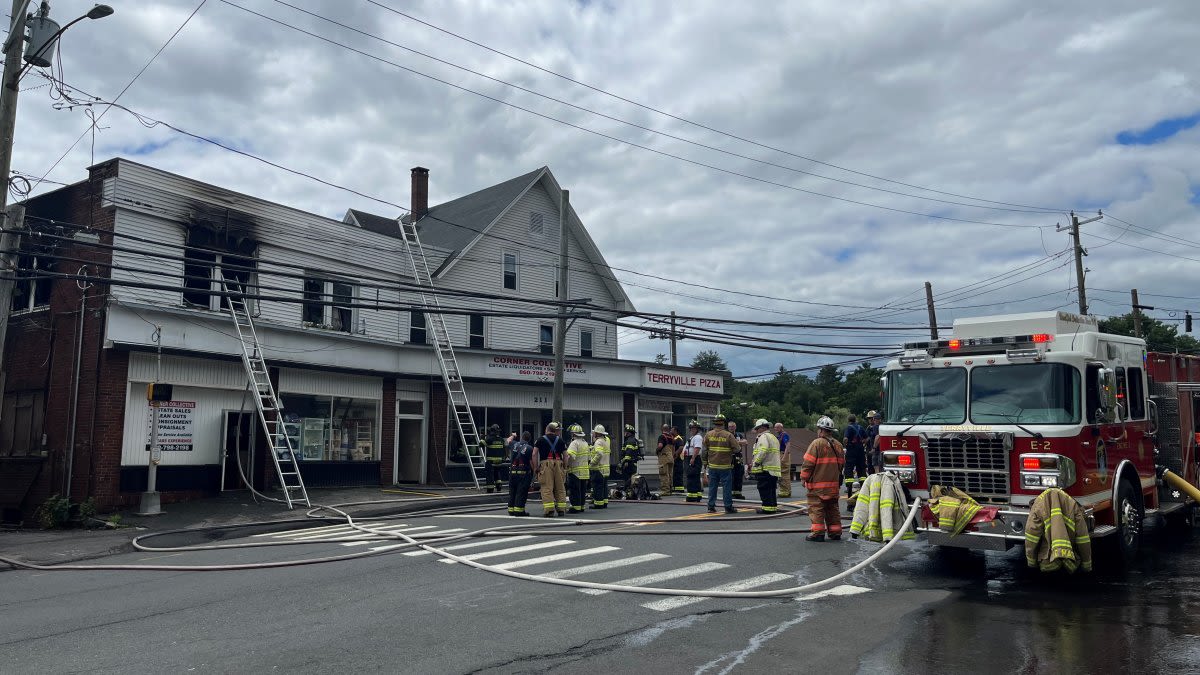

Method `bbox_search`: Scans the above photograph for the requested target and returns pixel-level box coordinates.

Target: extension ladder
[396,217,485,490]
[217,270,311,508]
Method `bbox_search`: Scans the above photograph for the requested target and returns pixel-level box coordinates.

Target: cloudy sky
[11,0,1200,377]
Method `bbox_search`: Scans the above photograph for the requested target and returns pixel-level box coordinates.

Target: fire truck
[879,311,1200,563]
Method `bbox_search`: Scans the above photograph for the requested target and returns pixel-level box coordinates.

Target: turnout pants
[537,459,567,514]
[685,458,703,501]
[590,470,608,508]
[619,461,637,495]
[731,460,745,499]
[567,474,587,512]
[657,451,674,496]
[508,469,531,514]
[807,490,843,535]
[486,460,507,493]
[777,470,792,498]
[755,473,778,512]
[844,450,868,495]
[672,455,686,494]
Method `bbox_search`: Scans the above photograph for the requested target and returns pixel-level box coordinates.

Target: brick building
[0,159,724,519]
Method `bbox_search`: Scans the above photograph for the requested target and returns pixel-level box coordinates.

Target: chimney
[411,166,429,220]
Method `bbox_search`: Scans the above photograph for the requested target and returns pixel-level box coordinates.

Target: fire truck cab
[880,311,1200,561]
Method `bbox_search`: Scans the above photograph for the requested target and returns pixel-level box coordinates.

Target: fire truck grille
[924,434,1010,503]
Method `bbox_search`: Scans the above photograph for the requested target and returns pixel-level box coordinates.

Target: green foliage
[34,495,71,529]
[1099,313,1200,354]
[690,350,729,372]
[719,351,885,430]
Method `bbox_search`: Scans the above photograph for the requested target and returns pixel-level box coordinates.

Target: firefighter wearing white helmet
[750,419,782,513]
[589,425,611,509]
[565,424,592,513]
[800,416,846,541]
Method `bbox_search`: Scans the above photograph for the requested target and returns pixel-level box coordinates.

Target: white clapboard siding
[111,210,186,307]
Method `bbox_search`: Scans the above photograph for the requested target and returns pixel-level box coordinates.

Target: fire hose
[1162,468,1200,504]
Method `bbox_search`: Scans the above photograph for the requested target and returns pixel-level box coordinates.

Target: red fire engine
[879,311,1200,563]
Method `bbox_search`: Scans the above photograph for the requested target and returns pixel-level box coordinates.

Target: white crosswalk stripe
[253,522,378,538]
[640,573,794,611]
[439,540,575,564]
[489,546,620,571]
[399,535,535,556]
[320,524,441,543]
[539,553,670,580]
[339,527,466,547]
[579,562,730,596]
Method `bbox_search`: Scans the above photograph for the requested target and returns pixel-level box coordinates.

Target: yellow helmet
[569,423,585,436]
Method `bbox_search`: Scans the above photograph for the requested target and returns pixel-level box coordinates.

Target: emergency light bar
[903,334,1054,351]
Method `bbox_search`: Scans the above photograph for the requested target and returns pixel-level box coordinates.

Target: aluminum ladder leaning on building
[216,269,311,508]
[395,217,486,490]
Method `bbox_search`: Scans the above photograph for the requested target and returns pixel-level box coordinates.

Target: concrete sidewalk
[0,486,506,568]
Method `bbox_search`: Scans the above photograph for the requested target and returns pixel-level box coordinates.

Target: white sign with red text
[641,368,724,395]
[145,400,196,452]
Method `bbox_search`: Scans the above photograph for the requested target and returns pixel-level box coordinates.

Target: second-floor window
[302,277,356,332]
[580,329,593,358]
[410,310,427,344]
[10,254,52,312]
[539,324,554,355]
[503,253,517,290]
[182,228,257,311]
[469,314,485,349]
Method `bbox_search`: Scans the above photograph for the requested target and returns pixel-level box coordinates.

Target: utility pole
[138,325,164,515]
[1131,289,1142,339]
[924,281,938,340]
[552,189,569,425]
[669,310,678,366]
[1057,210,1103,315]
[0,0,32,387]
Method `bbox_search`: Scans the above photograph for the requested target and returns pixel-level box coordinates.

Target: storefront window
[281,394,379,461]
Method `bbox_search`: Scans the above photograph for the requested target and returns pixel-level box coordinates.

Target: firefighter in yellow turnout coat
[589,425,611,509]
[750,419,781,513]
[565,424,592,513]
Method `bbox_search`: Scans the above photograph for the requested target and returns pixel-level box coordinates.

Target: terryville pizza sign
[641,367,724,395]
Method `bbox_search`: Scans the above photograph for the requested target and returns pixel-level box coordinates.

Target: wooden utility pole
[1056,211,1103,315]
[924,281,938,340]
[669,310,678,366]
[552,189,569,425]
[1131,289,1142,339]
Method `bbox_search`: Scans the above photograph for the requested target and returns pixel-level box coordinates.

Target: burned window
[182,226,256,311]
[10,253,53,312]
[302,276,356,333]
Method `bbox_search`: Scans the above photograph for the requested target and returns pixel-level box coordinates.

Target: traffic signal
[146,383,173,402]
[1187,312,1193,333]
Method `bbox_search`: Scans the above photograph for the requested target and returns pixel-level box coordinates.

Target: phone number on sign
[148,444,193,452]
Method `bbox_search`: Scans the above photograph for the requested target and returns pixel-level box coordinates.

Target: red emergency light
[948,339,961,350]
[897,454,914,466]
[1032,334,1053,343]
[1022,456,1042,470]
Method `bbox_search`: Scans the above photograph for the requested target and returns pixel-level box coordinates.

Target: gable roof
[349,167,634,311]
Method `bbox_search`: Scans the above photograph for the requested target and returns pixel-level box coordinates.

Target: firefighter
[774,423,792,498]
[619,424,644,498]
[565,424,592,513]
[800,416,846,541]
[534,422,568,517]
[655,424,677,498]
[484,424,507,494]
[750,419,781,513]
[671,426,687,496]
[683,420,705,502]
[729,421,747,500]
[589,425,611,509]
[702,414,738,514]
[507,431,534,516]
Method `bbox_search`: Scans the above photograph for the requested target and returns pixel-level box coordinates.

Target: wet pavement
[862,524,1200,673]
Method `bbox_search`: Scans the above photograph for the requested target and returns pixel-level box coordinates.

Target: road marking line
[580,561,730,596]
[254,521,387,538]
[540,553,670,579]
[795,584,872,601]
[433,514,536,520]
[641,572,794,611]
[321,525,440,542]
[400,533,532,554]
[490,546,621,571]
[439,540,575,564]
[340,528,466,547]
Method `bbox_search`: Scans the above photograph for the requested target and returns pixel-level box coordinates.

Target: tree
[1099,313,1200,354]
[690,350,729,372]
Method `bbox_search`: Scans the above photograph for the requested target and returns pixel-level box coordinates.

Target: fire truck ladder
[217,270,311,508]
[397,217,485,490]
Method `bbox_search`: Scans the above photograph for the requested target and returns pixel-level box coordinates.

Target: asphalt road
[2,497,1198,674]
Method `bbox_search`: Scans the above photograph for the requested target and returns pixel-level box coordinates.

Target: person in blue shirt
[842,414,868,503]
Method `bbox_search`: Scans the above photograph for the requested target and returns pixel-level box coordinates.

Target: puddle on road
[860,530,1200,673]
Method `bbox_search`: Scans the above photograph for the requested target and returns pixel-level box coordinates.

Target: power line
[364,0,1071,215]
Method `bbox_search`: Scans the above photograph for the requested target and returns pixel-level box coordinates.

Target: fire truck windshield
[969,363,1081,424]
[886,368,966,424]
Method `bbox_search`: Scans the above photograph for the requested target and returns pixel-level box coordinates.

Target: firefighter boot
[806,532,825,542]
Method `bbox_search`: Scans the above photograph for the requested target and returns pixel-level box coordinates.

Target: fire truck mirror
[1096,368,1118,423]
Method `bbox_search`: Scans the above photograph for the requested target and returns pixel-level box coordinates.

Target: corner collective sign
[642,367,724,395]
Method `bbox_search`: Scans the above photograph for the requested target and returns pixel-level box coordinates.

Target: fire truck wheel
[1114,479,1143,565]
